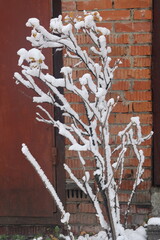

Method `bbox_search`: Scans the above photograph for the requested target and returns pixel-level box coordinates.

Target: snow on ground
[76,226,147,240]
[125,226,147,240]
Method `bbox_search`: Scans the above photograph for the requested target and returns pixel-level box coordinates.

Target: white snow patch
[50,15,63,33]
[84,15,94,28]
[148,217,160,225]
[77,231,107,240]
[75,21,85,30]
[125,226,147,240]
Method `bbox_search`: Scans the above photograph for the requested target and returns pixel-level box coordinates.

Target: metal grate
[67,189,87,199]
[66,180,94,199]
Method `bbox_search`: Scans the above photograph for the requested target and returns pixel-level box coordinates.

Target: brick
[71,103,85,113]
[67,158,95,169]
[65,137,72,145]
[134,10,152,20]
[76,34,91,45]
[114,0,151,9]
[142,147,152,157]
[133,80,151,90]
[66,203,78,213]
[108,113,116,124]
[130,45,151,56]
[142,169,151,179]
[110,58,131,68]
[133,190,151,203]
[109,135,116,145]
[64,57,79,68]
[62,1,76,11]
[120,180,136,190]
[100,10,130,21]
[106,92,121,101]
[120,204,136,214]
[120,215,132,226]
[81,225,102,234]
[80,114,90,125]
[64,58,87,69]
[115,113,134,123]
[113,102,129,113]
[109,45,129,56]
[134,57,151,67]
[114,69,128,79]
[77,0,112,11]
[66,158,81,168]
[79,213,98,225]
[133,33,152,43]
[107,34,130,44]
[112,80,130,90]
[112,147,132,158]
[66,169,85,179]
[118,58,131,68]
[110,125,126,135]
[133,102,152,112]
[79,203,96,213]
[80,151,94,158]
[138,113,152,124]
[123,168,135,179]
[125,91,152,101]
[124,157,151,167]
[115,22,151,33]
[140,138,152,146]
[136,205,151,214]
[0,226,52,235]
[75,69,90,79]
[142,125,153,135]
[65,148,78,158]
[109,114,115,124]
[65,92,83,103]
[69,225,80,235]
[123,181,151,192]
[114,69,151,79]
[131,213,149,225]
[97,22,113,31]
[119,192,130,202]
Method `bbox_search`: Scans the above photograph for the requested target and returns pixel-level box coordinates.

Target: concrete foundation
[147,188,160,239]
[147,225,160,240]
[151,187,160,217]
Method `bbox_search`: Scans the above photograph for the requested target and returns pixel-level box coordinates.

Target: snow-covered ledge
[147,217,160,240]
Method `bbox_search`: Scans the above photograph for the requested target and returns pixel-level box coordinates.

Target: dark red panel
[152,0,160,185]
[0,0,56,219]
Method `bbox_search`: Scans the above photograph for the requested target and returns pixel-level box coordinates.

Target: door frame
[152,0,160,185]
[52,0,66,219]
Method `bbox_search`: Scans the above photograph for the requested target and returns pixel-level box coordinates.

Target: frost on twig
[21,144,74,240]
[15,11,153,240]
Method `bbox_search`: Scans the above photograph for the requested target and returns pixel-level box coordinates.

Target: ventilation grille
[66,180,94,200]
[67,189,87,199]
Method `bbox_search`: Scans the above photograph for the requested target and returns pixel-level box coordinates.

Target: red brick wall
[62,0,153,233]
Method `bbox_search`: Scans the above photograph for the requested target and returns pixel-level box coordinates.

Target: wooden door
[0,0,63,225]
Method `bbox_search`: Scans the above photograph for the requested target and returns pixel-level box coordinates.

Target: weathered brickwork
[61,0,153,233]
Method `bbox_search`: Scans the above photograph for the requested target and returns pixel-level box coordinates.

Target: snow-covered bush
[14,11,152,240]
